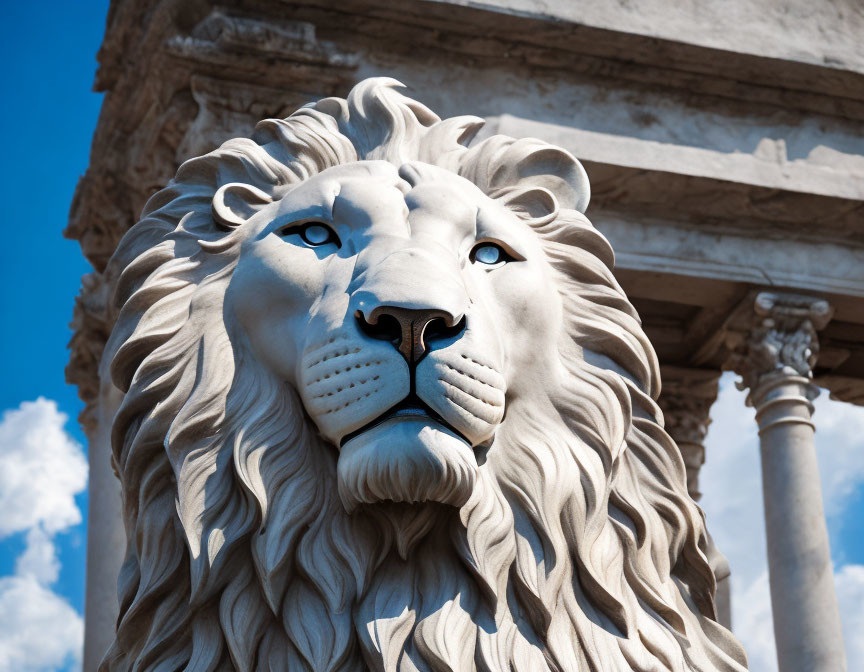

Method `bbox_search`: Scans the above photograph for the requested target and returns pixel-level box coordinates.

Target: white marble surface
[97,78,747,671]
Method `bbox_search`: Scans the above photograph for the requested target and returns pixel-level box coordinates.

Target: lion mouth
[340,394,471,448]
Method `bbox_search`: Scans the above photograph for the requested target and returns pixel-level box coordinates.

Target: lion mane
[103,78,747,671]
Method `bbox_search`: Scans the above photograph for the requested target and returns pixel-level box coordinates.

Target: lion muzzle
[337,417,478,512]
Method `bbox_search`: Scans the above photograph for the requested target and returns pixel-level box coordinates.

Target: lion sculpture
[103,78,747,671]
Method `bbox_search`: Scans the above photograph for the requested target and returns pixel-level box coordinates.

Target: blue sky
[0,2,863,671]
[0,2,106,423]
[0,1,109,668]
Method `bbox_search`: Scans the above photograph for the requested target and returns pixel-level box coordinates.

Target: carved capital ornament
[728,292,832,413]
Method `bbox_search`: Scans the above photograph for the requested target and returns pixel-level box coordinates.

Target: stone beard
[103,78,748,671]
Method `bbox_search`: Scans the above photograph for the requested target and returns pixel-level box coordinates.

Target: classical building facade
[68,2,864,671]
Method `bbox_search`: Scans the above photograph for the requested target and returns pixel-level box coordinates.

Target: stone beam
[486,116,864,299]
[422,0,864,85]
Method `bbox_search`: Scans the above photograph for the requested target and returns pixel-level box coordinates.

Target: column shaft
[82,379,126,672]
[754,375,845,672]
[658,366,732,629]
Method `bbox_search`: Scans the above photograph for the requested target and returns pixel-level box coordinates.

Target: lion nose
[356,306,466,365]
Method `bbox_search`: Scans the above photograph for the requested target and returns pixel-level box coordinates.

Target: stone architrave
[98,78,747,672]
[657,367,731,630]
[728,291,846,672]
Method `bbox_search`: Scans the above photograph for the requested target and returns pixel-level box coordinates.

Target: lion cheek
[298,336,409,445]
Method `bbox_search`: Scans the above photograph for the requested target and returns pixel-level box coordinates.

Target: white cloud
[811,393,864,518]
[729,571,774,670]
[0,574,84,672]
[700,374,864,671]
[0,398,88,536]
[0,399,87,672]
[836,565,864,669]
[15,527,61,585]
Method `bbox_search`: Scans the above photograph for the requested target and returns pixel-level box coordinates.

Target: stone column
[728,292,846,672]
[658,367,731,629]
[658,366,720,502]
[68,272,128,671]
[82,366,126,672]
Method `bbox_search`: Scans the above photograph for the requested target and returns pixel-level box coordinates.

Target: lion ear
[497,186,559,224]
[212,183,273,229]
[479,139,590,213]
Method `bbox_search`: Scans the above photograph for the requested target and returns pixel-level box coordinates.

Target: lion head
[103,78,747,671]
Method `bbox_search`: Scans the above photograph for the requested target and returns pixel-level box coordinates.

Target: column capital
[727,292,832,401]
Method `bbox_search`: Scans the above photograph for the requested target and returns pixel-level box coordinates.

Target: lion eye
[300,223,338,246]
[471,242,511,266]
[280,222,341,248]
